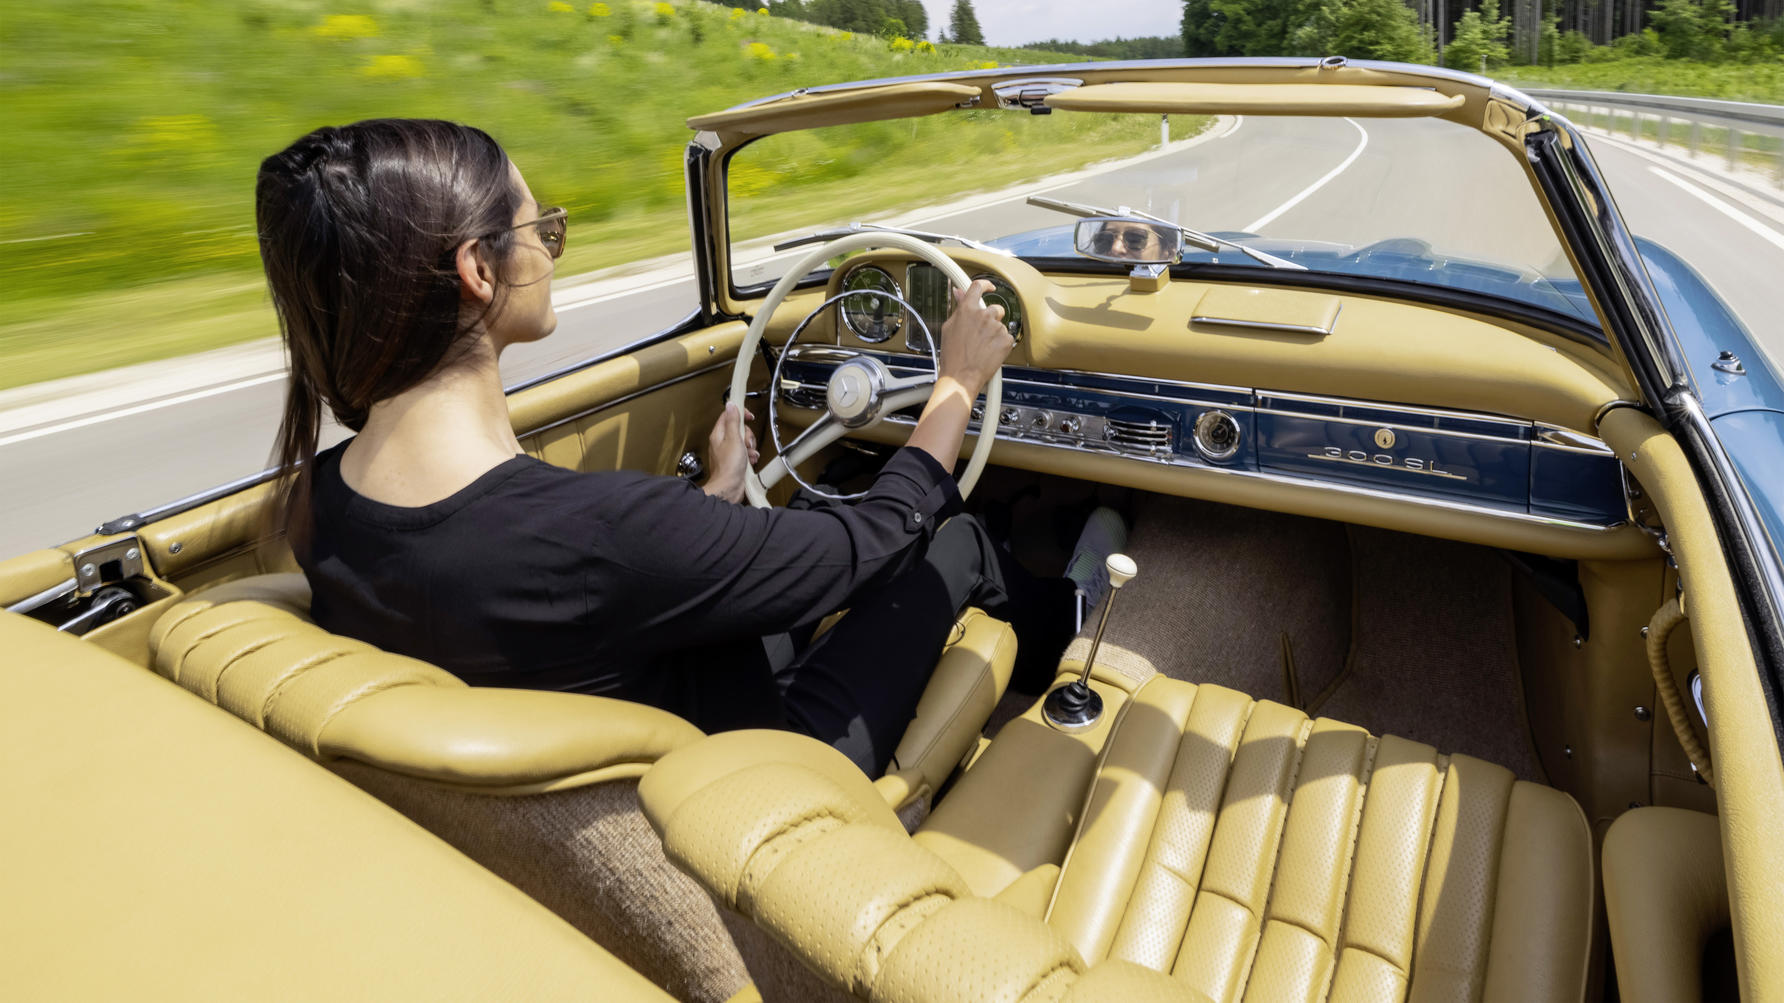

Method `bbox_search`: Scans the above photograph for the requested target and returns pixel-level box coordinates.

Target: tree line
[705,1,990,43]
[1180,0,1783,68]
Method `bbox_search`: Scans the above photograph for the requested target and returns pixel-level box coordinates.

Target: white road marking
[1648,166,1784,254]
[1242,118,1369,233]
[0,372,286,448]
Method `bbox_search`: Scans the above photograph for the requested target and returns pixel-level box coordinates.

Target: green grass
[0,0,1151,390]
[1501,57,1784,104]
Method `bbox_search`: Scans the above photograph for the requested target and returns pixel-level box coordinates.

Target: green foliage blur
[710,0,930,38]
[1017,36,1185,59]
[1178,0,1783,71]
[0,0,1116,387]
[948,1,986,46]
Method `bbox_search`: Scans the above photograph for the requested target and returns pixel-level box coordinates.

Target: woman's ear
[455,238,496,305]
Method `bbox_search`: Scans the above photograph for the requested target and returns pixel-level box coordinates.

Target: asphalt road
[4,115,1781,559]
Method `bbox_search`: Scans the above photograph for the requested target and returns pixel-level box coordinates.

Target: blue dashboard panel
[1254,410,1530,512]
[776,348,1629,528]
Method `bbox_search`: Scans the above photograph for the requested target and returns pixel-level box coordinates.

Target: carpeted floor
[1314,526,1544,782]
[1031,494,1545,783]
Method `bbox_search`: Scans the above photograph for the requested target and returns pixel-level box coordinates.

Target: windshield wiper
[772,222,1011,256]
[1026,195,1306,271]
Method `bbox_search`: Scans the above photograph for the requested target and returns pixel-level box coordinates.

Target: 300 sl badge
[1307,445,1468,481]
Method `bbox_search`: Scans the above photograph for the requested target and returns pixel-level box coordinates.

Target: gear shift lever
[1043,553,1136,733]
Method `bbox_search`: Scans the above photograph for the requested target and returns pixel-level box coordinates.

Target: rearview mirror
[1074,218,1182,265]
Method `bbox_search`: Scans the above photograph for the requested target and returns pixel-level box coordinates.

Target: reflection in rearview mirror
[1074,218,1182,265]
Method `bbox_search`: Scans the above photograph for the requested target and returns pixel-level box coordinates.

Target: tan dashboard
[757,250,1653,560]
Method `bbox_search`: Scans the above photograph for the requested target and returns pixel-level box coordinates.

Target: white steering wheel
[728,232,1003,508]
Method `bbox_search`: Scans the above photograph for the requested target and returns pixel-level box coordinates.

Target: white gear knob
[1106,553,1137,590]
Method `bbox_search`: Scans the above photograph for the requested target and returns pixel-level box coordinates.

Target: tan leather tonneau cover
[1047,81,1465,117]
[688,81,981,137]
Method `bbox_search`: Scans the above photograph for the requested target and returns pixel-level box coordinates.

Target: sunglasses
[506,205,568,260]
[1091,227,1157,255]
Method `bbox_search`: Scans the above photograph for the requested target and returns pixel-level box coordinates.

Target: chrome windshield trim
[6,577,79,616]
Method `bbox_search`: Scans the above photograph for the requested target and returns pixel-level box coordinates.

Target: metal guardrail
[1521,87,1784,185]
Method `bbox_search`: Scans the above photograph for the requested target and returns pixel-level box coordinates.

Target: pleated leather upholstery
[1046,677,1594,1003]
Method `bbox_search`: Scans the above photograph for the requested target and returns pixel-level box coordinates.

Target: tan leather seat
[147,573,1015,1003]
[641,674,1596,1003]
[2,610,670,1002]
[1602,807,1733,1003]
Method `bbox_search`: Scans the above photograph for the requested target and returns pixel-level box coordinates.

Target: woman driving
[254,118,1082,775]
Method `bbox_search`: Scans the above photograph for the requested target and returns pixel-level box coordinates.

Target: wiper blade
[1025,196,1305,271]
[772,222,1010,256]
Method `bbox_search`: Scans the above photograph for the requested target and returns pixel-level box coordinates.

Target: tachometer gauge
[839,266,904,344]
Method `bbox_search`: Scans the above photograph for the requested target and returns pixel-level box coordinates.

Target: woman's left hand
[702,403,759,504]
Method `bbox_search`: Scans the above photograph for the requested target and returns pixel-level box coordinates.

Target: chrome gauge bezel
[1192,409,1243,462]
[839,265,904,344]
[973,273,1024,344]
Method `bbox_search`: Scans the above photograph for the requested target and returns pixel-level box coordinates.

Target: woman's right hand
[937,280,1015,394]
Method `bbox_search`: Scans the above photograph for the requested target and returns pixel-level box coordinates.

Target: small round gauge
[839,266,904,344]
[974,275,1024,343]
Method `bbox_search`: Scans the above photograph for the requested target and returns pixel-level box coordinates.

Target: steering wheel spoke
[730,232,1002,508]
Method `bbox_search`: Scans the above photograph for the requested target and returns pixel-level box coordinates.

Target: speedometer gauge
[839,266,904,344]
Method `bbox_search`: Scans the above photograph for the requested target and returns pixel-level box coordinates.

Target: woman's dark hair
[255,118,522,554]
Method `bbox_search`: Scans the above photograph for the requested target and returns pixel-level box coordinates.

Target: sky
[916,0,1182,47]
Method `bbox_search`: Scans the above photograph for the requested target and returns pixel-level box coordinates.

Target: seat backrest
[148,574,751,1003]
[2,610,671,1002]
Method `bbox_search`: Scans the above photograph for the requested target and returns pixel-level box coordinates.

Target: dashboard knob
[1000,407,1021,427]
[970,404,985,424]
[1059,416,1082,436]
[1031,410,1054,429]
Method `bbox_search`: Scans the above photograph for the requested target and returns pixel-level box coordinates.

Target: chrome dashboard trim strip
[1257,408,1524,444]
[1255,388,1531,429]
[837,405,1632,535]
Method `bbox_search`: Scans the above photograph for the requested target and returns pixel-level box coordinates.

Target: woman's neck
[338,335,525,506]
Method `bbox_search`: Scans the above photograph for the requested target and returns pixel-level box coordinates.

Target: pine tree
[949,0,986,44]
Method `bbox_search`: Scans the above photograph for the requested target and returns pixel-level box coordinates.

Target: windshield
[726,110,1598,328]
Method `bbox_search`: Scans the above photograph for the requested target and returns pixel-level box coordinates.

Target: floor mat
[1061,495,1352,702]
[1314,526,1545,782]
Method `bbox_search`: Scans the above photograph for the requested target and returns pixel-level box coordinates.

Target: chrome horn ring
[767,288,939,503]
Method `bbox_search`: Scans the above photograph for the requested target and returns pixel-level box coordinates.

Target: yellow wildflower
[839,31,853,41]
[589,2,610,14]
[968,59,999,70]
[730,7,745,19]
[608,33,625,43]
[889,36,913,53]
[654,2,675,21]
[312,14,378,40]
[756,6,768,13]
[548,0,575,12]
[359,54,426,79]
[746,41,776,60]
[916,40,935,54]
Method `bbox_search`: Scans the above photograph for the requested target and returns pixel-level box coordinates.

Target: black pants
[771,514,1073,775]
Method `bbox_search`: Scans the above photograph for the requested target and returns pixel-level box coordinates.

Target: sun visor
[1045,81,1465,118]
[688,82,982,137]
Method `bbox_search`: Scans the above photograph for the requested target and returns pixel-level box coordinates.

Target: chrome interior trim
[1258,388,1530,428]
[1189,307,1340,337]
[1593,398,1647,430]
[521,360,736,441]
[834,407,1635,535]
[1053,367,1254,397]
[1258,408,1524,444]
[5,577,78,616]
[1536,422,1615,454]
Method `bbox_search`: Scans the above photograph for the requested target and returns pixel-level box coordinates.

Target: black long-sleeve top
[299,442,962,731]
